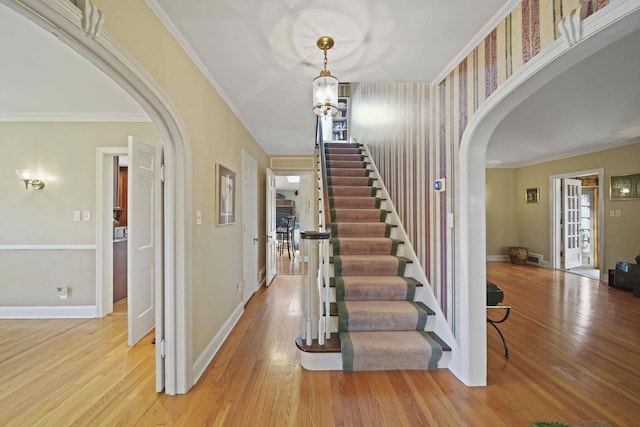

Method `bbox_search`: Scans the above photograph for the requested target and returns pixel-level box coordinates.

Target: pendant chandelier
[312,36,339,116]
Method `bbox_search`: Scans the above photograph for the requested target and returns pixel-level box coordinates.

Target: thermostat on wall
[434,178,446,192]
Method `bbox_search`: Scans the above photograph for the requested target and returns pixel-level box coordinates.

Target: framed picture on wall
[610,173,640,200]
[217,163,236,225]
[526,187,539,204]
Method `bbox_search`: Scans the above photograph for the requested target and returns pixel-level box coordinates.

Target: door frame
[242,150,258,302]
[6,0,193,394]
[96,147,128,318]
[549,169,604,274]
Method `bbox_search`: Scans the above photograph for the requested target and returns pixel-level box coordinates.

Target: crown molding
[432,0,521,85]
[144,0,261,147]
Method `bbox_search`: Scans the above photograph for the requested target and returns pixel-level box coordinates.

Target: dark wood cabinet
[113,240,127,303]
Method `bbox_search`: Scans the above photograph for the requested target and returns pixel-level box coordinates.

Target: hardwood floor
[1,262,639,426]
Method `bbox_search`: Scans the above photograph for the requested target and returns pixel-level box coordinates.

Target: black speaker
[486,281,504,306]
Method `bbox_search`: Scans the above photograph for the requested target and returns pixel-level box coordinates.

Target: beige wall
[486,142,640,270]
[0,121,158,305]
[485,168,519,256]
[92,0,269,359]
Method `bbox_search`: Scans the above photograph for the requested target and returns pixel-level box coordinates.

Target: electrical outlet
[237,282,243,296]
[57,286,69,299]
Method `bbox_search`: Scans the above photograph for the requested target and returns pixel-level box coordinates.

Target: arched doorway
[2,0,192,394]
[454,2,640,386]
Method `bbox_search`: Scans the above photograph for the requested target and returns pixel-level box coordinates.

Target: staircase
[296,141,452,372]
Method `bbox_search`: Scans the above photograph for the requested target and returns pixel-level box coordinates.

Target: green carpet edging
[335,277,345,301]
[334,256,343,276]
[391,239,399,255]
[418,331,444,369]
[337,301,349,332]
[384,223,392,237]
[374,198,382,209]
[339,332,354,372]
[333,239,340,255]
[402,278,417,301]
[411,302,429,330]
[379,211,387,222]
[397,259,407,276]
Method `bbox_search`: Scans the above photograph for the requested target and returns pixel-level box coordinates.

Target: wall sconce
[16,169,45,190]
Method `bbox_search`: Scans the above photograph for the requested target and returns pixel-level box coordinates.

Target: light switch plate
[83,210,91,221]
[196,210,202,225]
[73,211,81,222]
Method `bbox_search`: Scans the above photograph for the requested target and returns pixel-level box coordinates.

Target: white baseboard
[0,305,97,318]
[487,255,509,262]
[192,303,244,384]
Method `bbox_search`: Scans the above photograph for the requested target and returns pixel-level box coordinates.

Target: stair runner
[325,142,447,371]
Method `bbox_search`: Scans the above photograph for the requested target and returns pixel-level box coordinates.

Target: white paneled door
[128,136,156,346]
[562,178,582,270]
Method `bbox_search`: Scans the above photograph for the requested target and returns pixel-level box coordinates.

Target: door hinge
[160,338,166,358]
[160,164,166,183]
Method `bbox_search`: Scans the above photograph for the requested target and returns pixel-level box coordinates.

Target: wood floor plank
[1,264,640,426]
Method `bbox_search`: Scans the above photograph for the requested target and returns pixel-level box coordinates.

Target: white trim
[486,255,509,262]
[0,305,97,318]
[432,0,521,85]
[192,303,244,384]
[4,0,194,395]
[144,0,260,148]
[0,244,96,250]
[0,113,151,122]
[456,0,640,386]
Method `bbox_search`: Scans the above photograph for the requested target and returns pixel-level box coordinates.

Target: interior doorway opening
[550,170,604,281]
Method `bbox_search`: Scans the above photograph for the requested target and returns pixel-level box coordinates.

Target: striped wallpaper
[351,0,609,318]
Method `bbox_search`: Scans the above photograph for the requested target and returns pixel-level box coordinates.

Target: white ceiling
[3,1,639,167]
[0,3,148,122]
[147,0,509,155]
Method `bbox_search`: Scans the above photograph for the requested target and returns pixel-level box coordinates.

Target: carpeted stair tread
[330,197,382,209]
[332,237,400,255]
[330,209,388,222]
[324,147,362,155]
[328,176,374,187]
[337,301,434,332]
[326,154,365,161]
[340,331,444,371]
[326,160,369,169]
[331,222,394,237]
[332,255,411,276]
[327,168,372,177]
[325,142,361,149]
[333,276,420,301]
[329,187,378,197]
[339,301,424,332]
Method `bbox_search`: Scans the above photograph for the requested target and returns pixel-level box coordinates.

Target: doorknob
[253,238,259,242]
